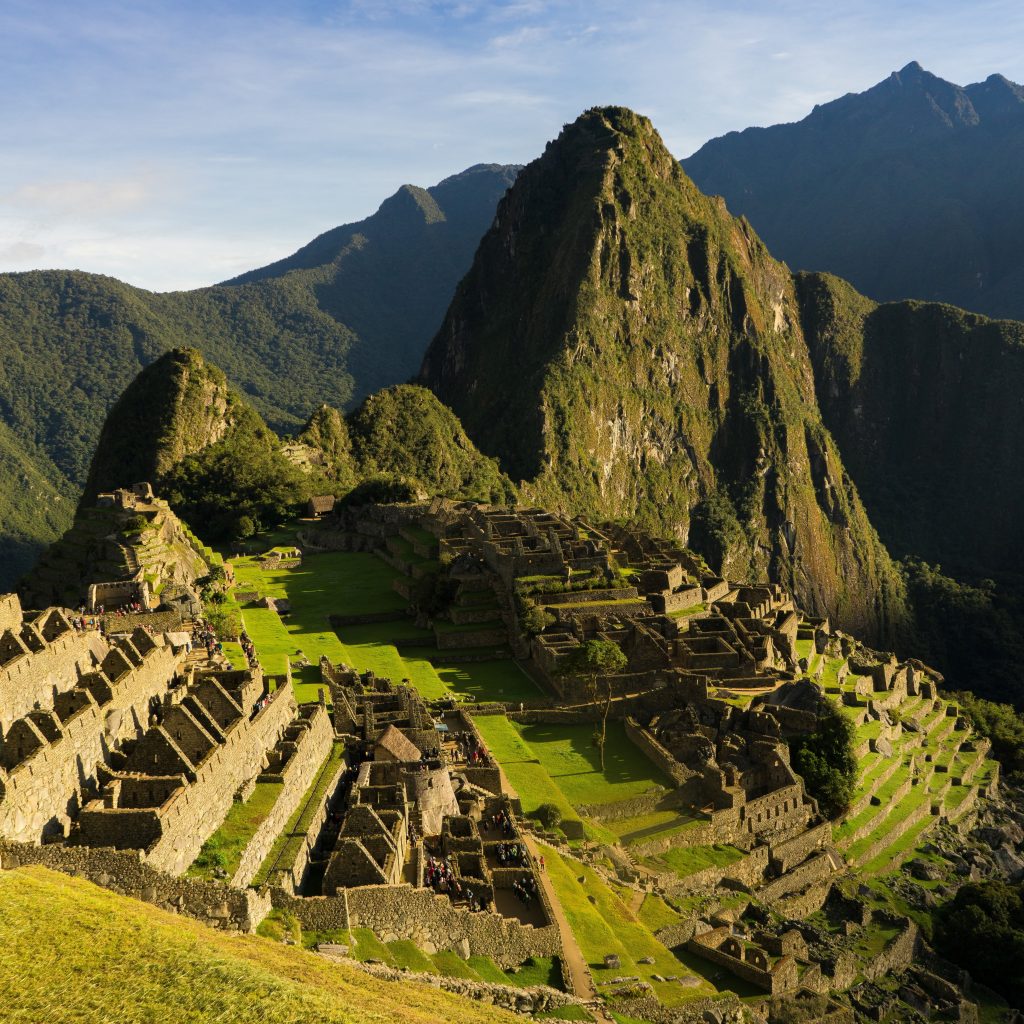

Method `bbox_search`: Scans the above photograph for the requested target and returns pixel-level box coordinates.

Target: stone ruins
[0,493,1010,1023]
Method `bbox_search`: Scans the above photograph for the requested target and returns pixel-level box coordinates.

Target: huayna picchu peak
[420,106,905,643]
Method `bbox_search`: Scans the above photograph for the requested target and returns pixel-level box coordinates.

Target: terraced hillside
[815,646,999,878]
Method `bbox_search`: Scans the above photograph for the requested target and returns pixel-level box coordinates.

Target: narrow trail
[485,754,612,1020]
[521,833,605,1014]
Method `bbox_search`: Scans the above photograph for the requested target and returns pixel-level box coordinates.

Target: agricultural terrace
[229,548,542,705]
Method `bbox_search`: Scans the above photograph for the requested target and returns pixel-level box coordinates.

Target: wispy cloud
[0,0,1020,289]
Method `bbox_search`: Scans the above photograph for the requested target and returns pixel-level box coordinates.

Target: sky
[2,0,1021,291]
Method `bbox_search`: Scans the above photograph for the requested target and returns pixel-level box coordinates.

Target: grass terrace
[188,781,284,881]
[253,741,347,887]
[230,545,543,706]
[541,845,719,1005]
[642,843,745,879]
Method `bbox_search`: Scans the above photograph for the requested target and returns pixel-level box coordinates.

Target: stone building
[0,594,181,843]
[77,668,297,874]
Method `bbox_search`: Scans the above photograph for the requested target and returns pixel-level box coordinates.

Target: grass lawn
[0,867,518,1024]
[187,781,283,880]
[234,546,539,705]
[540,845,716,1005]
[512,721,671,807]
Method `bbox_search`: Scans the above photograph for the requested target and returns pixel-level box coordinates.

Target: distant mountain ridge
[684,62,1024,320]
[0,163,519,586]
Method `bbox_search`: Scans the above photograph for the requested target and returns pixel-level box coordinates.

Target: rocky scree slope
[420,106,906,642]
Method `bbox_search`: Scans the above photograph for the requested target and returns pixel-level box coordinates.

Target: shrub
[535,803,563,830]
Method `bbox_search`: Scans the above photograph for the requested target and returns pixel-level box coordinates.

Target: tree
[935,880,1024,1008]
[789,701,857,819]
[558,638,628,771]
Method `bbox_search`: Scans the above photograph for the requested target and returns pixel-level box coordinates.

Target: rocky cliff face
[797,272,1024,580]
[421,107,905,641]
[82,348,251,500]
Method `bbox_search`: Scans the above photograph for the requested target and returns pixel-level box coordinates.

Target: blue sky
[2,0,1021,290]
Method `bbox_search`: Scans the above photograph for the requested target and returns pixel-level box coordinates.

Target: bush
[535,803,562,830]
[935,879,1024,1008]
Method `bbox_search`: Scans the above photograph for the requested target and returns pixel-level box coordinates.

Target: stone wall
[0,640,178,842]
[232,706,335,888]
[0,840,270,932]
[344,884,561,968]
[624,717,691,786]
[768,821,833,874]
[0,623,104,732]
[143,684,298,875]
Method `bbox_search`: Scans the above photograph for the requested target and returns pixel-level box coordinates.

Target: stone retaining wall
[275,883,562,968]
[232,707,335,888]
[328,954,581,1015]
[0,840,270,931]
[623,717,691,786]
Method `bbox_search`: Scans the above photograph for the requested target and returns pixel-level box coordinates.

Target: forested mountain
[684,62,1024,320]
[420,106,907,643]
[0,164,519,586]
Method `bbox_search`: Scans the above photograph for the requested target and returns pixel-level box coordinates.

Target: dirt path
[521,833,606,1014]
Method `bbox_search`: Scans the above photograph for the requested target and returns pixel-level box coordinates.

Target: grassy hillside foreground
[0,865,519,1024]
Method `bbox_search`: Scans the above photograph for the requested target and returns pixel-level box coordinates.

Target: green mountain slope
[344,384,515,503]
[0,865,518,1024]
[0,420,73,582]
[683,62,1024,320]
[797,272,1024,580]
[420,106,906,642]
[0,164,518,588]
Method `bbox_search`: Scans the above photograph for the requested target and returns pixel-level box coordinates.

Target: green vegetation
[541,844,716,1004]
[473,715,671,837]
[0,866,518,1024]
[790,701,858,818]
[188,781,283,880]
[935,880,1024,1009]
[0,165,519,589]
[341,385,515,504]
[643,844,744,879]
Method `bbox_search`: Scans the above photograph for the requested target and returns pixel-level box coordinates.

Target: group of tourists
[511,874,538,907]
[424,855,492,912]
[486,808,516,837]
[238,629,259,669]
[192,618,223,659]
[449,730,488,766]
[70,614,101,632]
[495,841,526,866]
